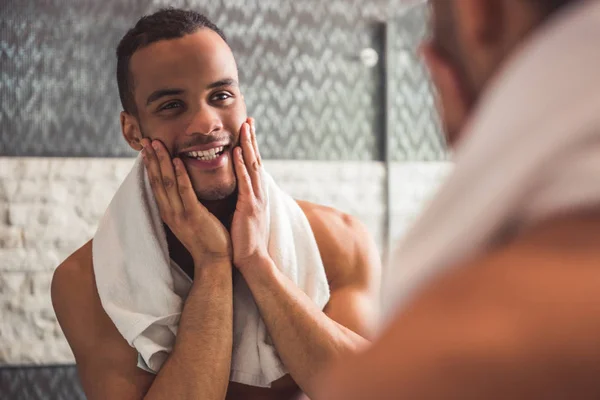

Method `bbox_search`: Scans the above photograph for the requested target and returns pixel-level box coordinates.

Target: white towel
[385,0,600,315]
[92,156,330,387]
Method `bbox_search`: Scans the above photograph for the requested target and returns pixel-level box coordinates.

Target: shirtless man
[321,0,600,398]
[51,9,380,400]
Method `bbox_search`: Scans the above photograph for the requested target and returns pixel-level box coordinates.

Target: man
[51,9,381,400]
[320,0,600,398]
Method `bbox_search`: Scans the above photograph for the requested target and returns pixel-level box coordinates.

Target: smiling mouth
[180,146,229,161]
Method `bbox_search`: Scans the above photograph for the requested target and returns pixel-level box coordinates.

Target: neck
[201,192,238,229]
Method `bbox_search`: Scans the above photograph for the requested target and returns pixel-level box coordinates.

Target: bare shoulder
[52,239,93,282]
[480,212,600,274]
[52,240,152,398]
[296,200,381,289]
[51,240,95,328]
[51,239,108,358]
[414,212,600,313]
[320,213,600,400]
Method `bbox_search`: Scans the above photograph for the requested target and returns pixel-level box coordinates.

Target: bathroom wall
[0,0,450,397]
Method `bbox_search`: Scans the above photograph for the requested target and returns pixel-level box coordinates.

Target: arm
[52,247,233,400]
[241,254,375,399]
[145,261,233,400]
[319,215,600,399]
[141,138,235,399]
[53,138,236,400]
[142,137,235,399]
[230,121,381,398]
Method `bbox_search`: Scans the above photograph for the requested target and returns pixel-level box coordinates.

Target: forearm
[320,243,600,400]
[323,320,600,400]
[241,258,368,397]
[145,261,233,400]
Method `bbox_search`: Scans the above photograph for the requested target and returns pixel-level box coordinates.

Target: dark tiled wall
[0,0,421,160]
[1,0,445,161]
[387,4,447,162]
[0,365,85,400]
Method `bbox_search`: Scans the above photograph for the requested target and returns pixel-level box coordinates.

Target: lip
[182,150,229,171]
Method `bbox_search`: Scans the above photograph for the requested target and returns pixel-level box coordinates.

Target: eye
[159,101,182,111]
[211,92,233,102]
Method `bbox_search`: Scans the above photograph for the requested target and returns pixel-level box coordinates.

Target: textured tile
[0,157,387,365]
[387,4,449,162]
[0,271,74,365]
[0,157,386,272]
[1,0,416,160]
[388,162,453,250]
[0,365,85,400]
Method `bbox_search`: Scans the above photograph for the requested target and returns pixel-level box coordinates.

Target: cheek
[140,119,182,156]
[223,105,247,144]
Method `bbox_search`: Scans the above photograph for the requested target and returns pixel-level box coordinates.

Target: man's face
[125,29,246,201]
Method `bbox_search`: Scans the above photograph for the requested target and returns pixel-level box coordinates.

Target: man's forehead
[129,29,238,90]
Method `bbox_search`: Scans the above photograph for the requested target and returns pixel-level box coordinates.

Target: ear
[455,0,504,49]
[120,111,143,151]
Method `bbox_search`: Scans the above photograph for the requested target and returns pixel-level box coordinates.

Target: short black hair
[116,8,227,115]
[534,0,582,17]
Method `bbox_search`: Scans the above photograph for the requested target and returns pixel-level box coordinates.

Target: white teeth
[185,146,225,161]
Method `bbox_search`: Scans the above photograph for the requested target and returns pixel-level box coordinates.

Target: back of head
[533,0,584,18]
[427,0,585,145]
[116,8,227,115]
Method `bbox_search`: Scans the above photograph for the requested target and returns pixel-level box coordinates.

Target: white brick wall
[0,157,451,365]
[388,162,453,247]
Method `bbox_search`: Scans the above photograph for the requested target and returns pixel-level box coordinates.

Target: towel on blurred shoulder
[385,0,600,314]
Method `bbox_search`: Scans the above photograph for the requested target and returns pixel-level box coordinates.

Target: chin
[194,181,237,201]
[189,168,237,201]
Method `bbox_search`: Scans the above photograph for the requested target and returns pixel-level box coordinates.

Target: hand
[141,138,232,267]
[230,118,270,271]
[420,41,471,145]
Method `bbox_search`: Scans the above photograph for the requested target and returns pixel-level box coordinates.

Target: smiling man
[50,9,381,400]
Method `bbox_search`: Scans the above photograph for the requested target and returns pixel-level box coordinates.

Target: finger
[141,139,172,216]
[151,140,184,215]
[248,118,265,199]
[248,117,262,166]
[173,158,207,216]
[233,146,254,199]
[240,122,262,198]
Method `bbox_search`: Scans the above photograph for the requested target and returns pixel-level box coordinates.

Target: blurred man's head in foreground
[425,0,582,145]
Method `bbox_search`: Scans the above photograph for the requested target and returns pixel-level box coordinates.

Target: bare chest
[225,381,302,400]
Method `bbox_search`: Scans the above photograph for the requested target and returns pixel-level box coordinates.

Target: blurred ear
[420,41,471,146]
[455,0,504,49]
[120,111,143,151]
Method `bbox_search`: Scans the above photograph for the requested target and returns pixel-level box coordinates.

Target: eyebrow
[145,79,239,106]
[207,78,239,90]
[146,89,184,106]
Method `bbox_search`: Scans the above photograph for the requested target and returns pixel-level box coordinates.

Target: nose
[185,104,223,136]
